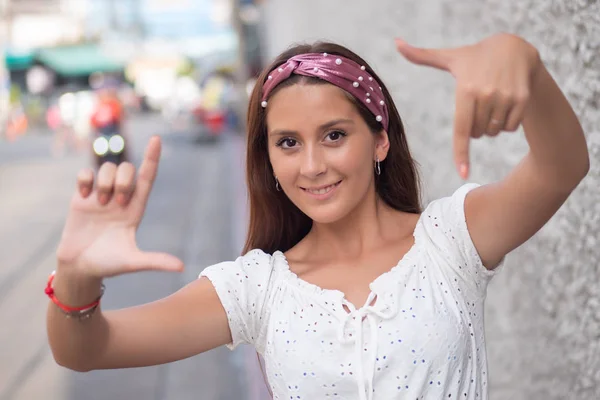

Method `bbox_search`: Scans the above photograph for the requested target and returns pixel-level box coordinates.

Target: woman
[46,33,589,399]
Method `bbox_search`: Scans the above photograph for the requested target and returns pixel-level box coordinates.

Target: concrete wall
[259,1,600,399]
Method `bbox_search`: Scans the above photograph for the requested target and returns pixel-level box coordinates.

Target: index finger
[395,39,452,72]
[132,136,162,204]
[453,89,475,179]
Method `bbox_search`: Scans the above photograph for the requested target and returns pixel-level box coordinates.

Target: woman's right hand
[56,136,184,278]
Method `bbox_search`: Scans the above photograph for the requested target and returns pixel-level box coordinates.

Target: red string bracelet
[45,271,105,315]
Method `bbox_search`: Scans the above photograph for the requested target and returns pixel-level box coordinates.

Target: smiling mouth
[301,180,343,195]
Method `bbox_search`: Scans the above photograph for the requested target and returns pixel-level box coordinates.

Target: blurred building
[8,0,85,50]
[0,0,264,137]
[2,0,98,100]
[1,0,87,134]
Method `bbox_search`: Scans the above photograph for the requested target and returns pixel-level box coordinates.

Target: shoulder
[416,183,498,294]
[421,183,480,227]
[197,249,277,350]
[417,183,482,256]
[199,249,274,280]
[197,249,277,315]
[423,183,480,218]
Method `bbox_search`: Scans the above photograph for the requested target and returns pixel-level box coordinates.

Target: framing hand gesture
[56,136,184,278]
[396,33,542,179]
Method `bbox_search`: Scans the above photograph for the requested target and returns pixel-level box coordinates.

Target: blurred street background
[0,0,269,400]
[1,0,599,400]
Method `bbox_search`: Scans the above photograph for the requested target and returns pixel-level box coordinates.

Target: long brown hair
[243,42,421,255]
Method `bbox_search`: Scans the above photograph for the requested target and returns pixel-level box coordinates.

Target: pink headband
[261,53,389,131]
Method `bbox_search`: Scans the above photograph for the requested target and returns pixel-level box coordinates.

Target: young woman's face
[266,83,389,224]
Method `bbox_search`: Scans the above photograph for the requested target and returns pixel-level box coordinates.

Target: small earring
[275,176,281,191]
[375,157,381,176]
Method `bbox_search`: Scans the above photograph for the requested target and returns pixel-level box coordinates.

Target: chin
[300,203,349,225]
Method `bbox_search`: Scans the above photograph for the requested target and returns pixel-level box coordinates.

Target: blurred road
[0,114,263,400]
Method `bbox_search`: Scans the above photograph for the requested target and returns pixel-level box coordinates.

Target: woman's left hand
[395,33,543,179]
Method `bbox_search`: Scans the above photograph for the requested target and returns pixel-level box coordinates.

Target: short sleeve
[198,249,274,351]
[420,183,500,297]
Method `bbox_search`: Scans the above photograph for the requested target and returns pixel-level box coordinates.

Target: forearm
[46,266,110,371]
[522,64,589,190]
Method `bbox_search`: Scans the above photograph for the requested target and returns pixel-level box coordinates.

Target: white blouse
[199,183,501,400]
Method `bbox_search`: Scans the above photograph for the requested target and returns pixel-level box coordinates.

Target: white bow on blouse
[337,292,398,400]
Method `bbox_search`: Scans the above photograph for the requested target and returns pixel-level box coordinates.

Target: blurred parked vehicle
[187,68,239,142]
[162,70,233,143]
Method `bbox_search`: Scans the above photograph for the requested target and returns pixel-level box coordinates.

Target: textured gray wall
[259,1,600,399]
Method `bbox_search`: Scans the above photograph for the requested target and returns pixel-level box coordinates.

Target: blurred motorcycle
[90,80,128,168]
[92,125,127,168]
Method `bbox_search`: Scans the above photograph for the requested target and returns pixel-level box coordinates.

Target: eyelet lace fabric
[199,184,501,399]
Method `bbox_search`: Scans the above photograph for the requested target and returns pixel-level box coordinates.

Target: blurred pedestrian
[50,93,85,158]
[5,104,28,142]
[46,33,588,400]
[90,83,124,130]
[46,102,62,132]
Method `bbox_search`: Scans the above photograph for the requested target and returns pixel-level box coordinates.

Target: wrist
[50,267,104,308]
[524,63,552,122]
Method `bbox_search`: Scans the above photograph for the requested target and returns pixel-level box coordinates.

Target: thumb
[127,251,184,273]
[395,38,451,71]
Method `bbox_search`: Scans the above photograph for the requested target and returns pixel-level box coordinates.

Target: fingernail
[99,193,108,204]
[117,193,126,205]
[459,163,469,179]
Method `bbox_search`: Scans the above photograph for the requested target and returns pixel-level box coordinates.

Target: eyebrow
[268,118,354,137]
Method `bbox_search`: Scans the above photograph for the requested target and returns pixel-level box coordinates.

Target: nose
[299,146,327,179]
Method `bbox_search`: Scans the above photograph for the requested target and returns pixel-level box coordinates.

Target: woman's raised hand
[56,136,184,278]
[395,33,542,179]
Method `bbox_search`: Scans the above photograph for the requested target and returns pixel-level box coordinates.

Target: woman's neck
[303,192,411,262]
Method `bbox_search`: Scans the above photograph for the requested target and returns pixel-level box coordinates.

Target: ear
[374,130,390,161]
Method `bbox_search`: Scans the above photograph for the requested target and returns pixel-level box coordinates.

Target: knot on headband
[261,53,389,131]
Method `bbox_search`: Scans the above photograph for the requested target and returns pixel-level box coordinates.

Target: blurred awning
[36,45,124,77]
[5,50,35,71]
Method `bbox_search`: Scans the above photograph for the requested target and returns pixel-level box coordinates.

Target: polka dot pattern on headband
[260,53,389,129]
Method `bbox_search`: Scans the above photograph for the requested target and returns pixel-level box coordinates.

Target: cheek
[333,144,373,178]
[270,151,294,179]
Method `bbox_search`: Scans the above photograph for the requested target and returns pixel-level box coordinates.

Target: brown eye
[325,130,347,142]
[276,138,298,149]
